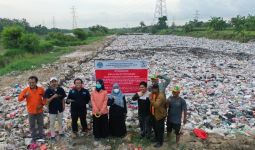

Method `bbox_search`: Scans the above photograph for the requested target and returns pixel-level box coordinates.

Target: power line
[194,10,200,21]
[71,6,77,29]
[153,0,167,23]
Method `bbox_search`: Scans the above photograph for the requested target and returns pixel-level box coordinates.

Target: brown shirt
[150,92,167,120]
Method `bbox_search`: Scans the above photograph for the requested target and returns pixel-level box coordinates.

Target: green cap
[172,86,181,92]
[150,74,158,80]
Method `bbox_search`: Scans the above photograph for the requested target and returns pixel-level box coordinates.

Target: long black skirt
[93,114,109,138]
[109,115,127,137]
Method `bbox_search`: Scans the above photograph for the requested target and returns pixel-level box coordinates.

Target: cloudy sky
[0,0,254,29]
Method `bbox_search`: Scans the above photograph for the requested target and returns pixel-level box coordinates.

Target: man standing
[149,74,170,95]
[150,84,167,148]
[66,78,90,138]
[132,81,151,139]
[18,76,46,142]
[167,86,187,147]
[44,77,66,141]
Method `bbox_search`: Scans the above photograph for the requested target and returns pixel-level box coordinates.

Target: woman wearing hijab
[91,79,109,139]
[108,83,127,137]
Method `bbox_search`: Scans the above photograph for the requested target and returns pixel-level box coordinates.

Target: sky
[0,0,254,29]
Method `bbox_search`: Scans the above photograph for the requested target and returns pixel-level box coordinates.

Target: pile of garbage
[0,34,255,149]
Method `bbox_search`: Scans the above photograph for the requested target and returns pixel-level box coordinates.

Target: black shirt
[132,92,151,117]
[108,96,127,116]
[67,88,90,113]
[45,87,67,114]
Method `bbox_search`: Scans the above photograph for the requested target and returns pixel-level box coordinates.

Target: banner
[95,60,148,94]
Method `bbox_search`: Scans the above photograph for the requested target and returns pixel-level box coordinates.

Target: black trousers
[93,114,109,138]
[71,111,87,133]
[138,115,152,137]
[109,115,126,137]
[152,116,165,144]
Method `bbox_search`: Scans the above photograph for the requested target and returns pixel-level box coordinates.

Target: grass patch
[102,137,124,150]
[0,35,106,76]
[0,47,74,75]
[129,132,151,148]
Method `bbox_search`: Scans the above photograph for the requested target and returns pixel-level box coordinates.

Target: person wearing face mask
[91,79,109,139]
[108,83,127,137]
[66,78,91,138]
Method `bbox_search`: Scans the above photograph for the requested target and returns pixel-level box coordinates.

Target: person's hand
[51,94,59,99]
[157,75,163,79]
[36,105,43,111]
[96,111,101,116]
[138,92,143,97]
[24,92,30,98]
[66,99,74,103]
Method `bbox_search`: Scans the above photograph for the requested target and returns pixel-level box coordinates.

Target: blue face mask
[96,84,102,89]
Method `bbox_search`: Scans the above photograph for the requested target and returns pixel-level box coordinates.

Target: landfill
[0,34,255,149]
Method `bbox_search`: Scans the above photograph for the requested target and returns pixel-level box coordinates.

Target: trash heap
[0,34,255,149]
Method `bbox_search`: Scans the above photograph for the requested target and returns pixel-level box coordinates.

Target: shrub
[73,28,87,40]
[183,23,194,33]
[38,40,53,53]
[1,25,24,48]
[46,32,78,46]
[20,33,40,52]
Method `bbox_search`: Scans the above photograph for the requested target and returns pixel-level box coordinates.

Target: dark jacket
[108,96,127,116]
[132,92,151,117]
[45,86,66,114]
[67,88,90,113]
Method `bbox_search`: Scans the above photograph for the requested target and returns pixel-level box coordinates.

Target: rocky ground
[0,34,255,150]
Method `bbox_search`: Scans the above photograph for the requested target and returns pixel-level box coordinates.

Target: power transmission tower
[153,0,167,23]
[171,16,176,29]
[71,6,77,29]
[194,10,199,21]
[52,16,56,28]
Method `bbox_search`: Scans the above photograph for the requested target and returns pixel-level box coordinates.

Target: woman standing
[91,79,109,139]
[108,83,127,137]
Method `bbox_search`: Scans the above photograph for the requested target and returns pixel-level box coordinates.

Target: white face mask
[113,89,120,93]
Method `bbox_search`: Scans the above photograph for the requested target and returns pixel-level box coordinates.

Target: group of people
[18,74,187,148]
[132,75,187,148]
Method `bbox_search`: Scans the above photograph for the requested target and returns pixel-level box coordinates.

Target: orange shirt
[91,90,108,115]
[18,86,46,114]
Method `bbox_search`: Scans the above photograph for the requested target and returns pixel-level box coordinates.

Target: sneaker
[154,143,162,148]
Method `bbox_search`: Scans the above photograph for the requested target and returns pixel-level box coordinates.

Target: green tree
[73,28,87,40]
[207,17,227,31]
[183,23,193,32]
[245,15,255,31]
[157,16,168,30]
[20,33,40,52]
[89,25,109,35]
[231,15,246,32]
[1,25,24,48]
